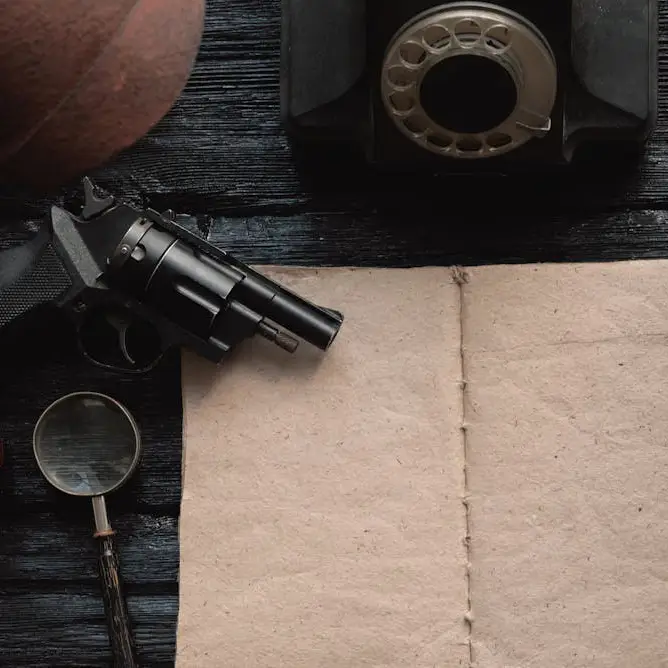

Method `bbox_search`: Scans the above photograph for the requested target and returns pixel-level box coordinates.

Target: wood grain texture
[0,0,667,666]
[0,316,182,667]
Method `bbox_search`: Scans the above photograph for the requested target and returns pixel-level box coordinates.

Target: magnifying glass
[33,391,141,668]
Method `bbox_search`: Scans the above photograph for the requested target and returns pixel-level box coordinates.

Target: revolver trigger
[117,322,136,367]
[104,313,137,367]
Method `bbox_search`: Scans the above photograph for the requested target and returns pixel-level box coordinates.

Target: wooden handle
[97,533,138,668]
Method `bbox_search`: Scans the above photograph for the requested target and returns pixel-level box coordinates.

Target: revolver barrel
[232,262,342,351]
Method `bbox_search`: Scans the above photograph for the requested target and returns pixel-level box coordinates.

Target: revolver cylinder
[107,217,343,359]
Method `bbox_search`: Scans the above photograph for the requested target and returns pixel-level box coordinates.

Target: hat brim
[3,0,206,190]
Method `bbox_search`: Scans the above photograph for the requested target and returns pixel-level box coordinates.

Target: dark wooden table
[1,1,667,666]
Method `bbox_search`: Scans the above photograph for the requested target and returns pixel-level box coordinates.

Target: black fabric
[0,0,667,666]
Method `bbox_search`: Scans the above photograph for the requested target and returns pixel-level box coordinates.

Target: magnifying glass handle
[93,495,138,668]
[97,532,138,668]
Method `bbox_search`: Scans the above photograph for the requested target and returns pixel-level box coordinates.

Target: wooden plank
[0,514,179,585]
[0,593,178,667]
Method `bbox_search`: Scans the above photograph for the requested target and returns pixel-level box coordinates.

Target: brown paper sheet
[464,262,668,668]
[178,268,469,667]
[178,261,668,667]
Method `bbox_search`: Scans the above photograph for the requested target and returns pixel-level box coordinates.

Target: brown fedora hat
[0,0,206,190]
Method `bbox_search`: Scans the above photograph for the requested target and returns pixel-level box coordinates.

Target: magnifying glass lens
[34,394,139,496]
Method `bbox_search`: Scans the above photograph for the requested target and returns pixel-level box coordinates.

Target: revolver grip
[0,227,73,331]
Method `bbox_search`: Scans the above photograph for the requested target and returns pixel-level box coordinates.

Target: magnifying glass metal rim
[32,390,142,498]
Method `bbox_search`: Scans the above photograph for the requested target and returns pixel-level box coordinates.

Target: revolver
[0,178,344,372]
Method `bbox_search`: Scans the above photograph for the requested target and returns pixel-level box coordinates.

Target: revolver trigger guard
[74,305,166,374]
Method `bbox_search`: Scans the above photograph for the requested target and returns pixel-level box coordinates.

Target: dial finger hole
[387,66,415,88]
[399,41,428,66]
[486,132,512,149]
[389,92,415,113]
[403,115,430,134]
[422,25,451,51]
[456,136,483,152]
[484,24,512,52]
[454,19,482,46]
[427,134,453,149]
